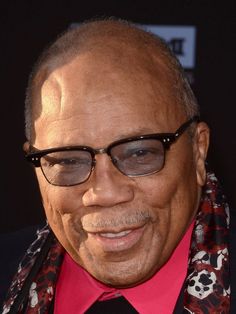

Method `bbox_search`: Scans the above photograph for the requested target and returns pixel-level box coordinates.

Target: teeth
[100,230,132,238]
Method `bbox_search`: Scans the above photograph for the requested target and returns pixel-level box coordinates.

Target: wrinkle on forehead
[40,36,174,85]
[41,48,177,106]
[40,73,62,115]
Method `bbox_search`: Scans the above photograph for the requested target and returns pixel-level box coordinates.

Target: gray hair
[25,18,199,142]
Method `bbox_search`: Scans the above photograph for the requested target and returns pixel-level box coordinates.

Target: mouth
[100,230,133,238]
[88,224,147,252]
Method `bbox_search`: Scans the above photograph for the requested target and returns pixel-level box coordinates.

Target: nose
[82,154,135,207]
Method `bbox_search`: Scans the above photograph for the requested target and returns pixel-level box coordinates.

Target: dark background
[1,1,235,233]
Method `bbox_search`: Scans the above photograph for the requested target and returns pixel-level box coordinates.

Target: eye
[126,147,162,163]
[110,139,165,163]
[41,153,92,170]
[133,148,155,157]
[56,158,87,167]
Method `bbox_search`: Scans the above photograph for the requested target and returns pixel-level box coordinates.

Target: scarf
[2,172,230,313]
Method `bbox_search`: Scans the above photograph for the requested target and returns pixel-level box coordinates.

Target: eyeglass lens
[40,150,93,186]
[39,138,165,186]
[110,139,165,176]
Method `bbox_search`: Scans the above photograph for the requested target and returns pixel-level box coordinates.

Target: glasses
[26,116,199,186]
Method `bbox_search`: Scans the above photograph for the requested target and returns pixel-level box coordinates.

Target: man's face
[32,51,208,287]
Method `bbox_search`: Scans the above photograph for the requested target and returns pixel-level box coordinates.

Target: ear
[23,141,30,153]
[193,122,210,186]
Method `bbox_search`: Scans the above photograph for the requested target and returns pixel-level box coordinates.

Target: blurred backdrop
[1,1,235,233]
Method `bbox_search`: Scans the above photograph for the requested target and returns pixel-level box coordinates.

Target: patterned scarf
[2,172,230,313]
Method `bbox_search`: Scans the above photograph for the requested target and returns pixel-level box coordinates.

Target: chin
[85,259,158,288]
[95,273,146,288]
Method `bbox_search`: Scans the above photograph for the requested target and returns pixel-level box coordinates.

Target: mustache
[81,210,152,230]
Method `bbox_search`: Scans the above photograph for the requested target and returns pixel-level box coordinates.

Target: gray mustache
[83,211,152,229]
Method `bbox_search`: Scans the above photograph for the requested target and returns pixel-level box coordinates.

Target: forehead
[34,47,185,147]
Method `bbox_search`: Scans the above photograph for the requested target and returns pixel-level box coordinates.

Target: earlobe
[194,122,210,186]
[23,141,30,153]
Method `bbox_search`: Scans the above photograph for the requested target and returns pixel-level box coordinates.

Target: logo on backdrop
[142,25,196,70]
[141,25,196,84]
[70,23,196,84]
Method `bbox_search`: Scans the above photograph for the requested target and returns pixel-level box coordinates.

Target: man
[2,19,235,313]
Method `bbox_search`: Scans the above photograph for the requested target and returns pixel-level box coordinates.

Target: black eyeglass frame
[25,115,200,184]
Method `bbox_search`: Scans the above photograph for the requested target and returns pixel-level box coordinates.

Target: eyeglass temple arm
[174,115,200,138]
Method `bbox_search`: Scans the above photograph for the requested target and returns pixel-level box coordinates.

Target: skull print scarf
[183,173,230,313]
[2,172,230,313]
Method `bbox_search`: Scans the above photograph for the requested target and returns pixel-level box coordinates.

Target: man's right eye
[58,158,81,166]
[42,156,91,168]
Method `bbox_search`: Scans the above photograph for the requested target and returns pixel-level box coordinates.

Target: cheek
[60,213,87,251]
[36,170,81,214]
[147,172,197,209]
[36,174,87,259]
[143,145,199,213]
[139,171,182,210]
[36,171,84,234]
[138,154,199,247]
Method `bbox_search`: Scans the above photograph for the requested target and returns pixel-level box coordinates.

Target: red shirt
[55,223,193,314]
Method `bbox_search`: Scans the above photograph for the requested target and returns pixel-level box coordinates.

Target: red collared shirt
[55,223,193,314]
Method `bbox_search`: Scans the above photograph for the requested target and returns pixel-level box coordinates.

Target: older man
[3,19,234,313]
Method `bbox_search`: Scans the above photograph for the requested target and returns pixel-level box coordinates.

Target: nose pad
[91,157,97,172]
[107,155,120,172]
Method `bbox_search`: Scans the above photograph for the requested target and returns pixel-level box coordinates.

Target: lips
[88,225,146,252]
[100,230,132,238]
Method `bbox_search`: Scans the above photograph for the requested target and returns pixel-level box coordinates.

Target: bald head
[25,18,199,142]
